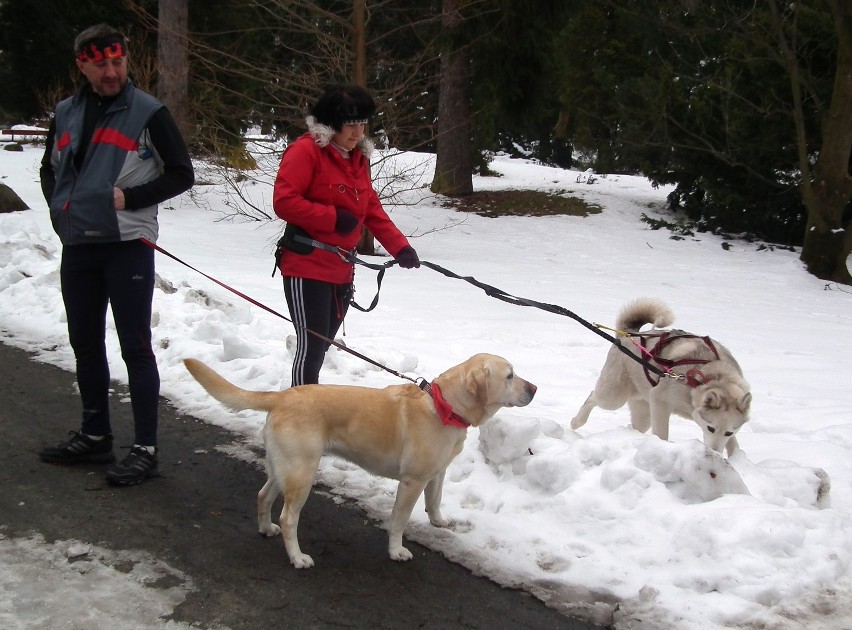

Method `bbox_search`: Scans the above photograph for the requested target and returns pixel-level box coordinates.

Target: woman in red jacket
[273,84,420,386]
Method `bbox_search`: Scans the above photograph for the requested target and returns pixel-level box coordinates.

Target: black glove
[395,246,420,269]
[334,208,359,234]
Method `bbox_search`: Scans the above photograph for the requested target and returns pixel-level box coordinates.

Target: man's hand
[113,187,126,210]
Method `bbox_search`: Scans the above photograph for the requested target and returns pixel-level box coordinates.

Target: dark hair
[310,84,375,131]
[74,24,124,54]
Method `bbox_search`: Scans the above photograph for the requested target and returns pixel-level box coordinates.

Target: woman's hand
[334,208,359,234]
[395,246,420,269]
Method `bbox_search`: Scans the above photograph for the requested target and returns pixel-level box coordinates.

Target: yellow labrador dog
[183,353,536,568]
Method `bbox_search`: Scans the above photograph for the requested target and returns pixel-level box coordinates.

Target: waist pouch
[272,223,314,276]
[280,223,314,255]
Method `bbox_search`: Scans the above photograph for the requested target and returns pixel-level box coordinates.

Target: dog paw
[259,524,281,537]
[291,553,315,569]
[429,515,451,528]
[389,546,413,562]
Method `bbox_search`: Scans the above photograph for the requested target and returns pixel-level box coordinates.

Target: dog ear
[465,366,489,404]
[464,369,486,400]
[737,392,752,413]
[701,389,722,410]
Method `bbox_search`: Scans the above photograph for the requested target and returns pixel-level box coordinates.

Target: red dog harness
[632,331,721,388]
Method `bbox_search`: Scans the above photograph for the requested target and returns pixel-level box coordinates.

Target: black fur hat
[311,84,375,131]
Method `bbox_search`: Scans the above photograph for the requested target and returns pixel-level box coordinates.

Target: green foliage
[467,0,575,166]
[552,1,839,247]
[0,0,155,120]
[2,0,843,257]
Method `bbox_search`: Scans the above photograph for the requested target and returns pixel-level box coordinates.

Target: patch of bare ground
[441,190,602,218]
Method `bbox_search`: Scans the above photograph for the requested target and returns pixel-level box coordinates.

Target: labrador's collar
[419,381,469,429]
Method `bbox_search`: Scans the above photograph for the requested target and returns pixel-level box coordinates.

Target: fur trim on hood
[306,115,375,158]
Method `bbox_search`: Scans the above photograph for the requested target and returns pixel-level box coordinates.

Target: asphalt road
[0,341,603,629]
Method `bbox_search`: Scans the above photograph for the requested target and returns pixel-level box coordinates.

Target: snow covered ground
[1,138,851,628]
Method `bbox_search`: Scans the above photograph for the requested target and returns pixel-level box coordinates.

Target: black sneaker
[39,431,115,464]
[106,446,159,486]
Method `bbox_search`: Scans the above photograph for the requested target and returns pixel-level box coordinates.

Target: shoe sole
[106,468,160,486]
[39,452,116,465]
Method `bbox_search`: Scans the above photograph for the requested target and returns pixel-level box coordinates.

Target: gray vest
[49,81,164,245]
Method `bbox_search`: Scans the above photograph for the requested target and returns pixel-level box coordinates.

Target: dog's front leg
[570,391,597,429]
[388,478,428,561]
[628,398,651,433]
[649,400,671,441]
[424,470,451,527]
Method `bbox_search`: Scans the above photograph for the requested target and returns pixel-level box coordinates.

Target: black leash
[318,239,668,379]
[281,235,667,379]
[166,232,668,382]
[416,260,668,379]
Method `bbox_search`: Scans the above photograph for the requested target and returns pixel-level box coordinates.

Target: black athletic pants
[60,240,159,446]
[283,276,351,386]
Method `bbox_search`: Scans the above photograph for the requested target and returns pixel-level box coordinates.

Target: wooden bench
[1,128,49,142]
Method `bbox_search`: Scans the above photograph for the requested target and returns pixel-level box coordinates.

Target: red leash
[140,237,418,385]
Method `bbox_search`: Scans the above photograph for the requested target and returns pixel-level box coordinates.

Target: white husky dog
[571,298,751,455]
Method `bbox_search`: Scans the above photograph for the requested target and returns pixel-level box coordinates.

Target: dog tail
[617,297,675,331]
[183,358,279,413]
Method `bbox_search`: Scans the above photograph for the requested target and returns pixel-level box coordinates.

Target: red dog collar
[425,382,469,430]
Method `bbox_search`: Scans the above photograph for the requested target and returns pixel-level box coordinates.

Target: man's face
[76,55,128,97]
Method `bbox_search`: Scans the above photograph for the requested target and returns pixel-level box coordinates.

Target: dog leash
[278,236,664,377]
[285,242,668,380]
[416,260,669,379]
[140,238,421,386]
[144,239,508,426]
[147,237,669,381]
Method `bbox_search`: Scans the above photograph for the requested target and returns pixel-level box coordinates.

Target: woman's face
[331,123,365,151]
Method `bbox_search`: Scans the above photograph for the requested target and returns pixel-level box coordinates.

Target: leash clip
[684,369,707,387]
[336,247,357,263]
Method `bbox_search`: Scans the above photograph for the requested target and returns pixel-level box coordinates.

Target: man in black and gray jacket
[38,23,194,486]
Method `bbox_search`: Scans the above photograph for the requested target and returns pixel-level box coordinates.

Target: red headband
[76,35,127,63]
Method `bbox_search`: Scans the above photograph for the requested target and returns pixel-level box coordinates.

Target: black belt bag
[271,225,386,313]
[272,223,314,276]
[280,223,314,255]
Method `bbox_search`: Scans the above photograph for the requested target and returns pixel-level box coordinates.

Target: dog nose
[522,382,537,403]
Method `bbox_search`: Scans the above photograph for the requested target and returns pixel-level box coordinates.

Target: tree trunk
[797,0,852,284]
[431,0,472,196]
[351,0,376,255]
[352,0,367,87]
[157,0,192,142]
